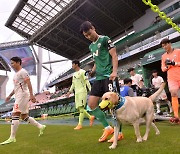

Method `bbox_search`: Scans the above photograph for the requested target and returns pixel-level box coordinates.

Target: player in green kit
[80,21,124,142]
[66,60,95,130]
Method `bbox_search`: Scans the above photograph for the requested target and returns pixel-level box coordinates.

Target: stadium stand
[0,98,14,116]
[0,99,4,105]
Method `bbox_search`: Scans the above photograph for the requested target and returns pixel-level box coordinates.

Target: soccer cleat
[74,124,82,130]
[107,133,124,143]
[39,125,46,137]
[0,138,16,145]
[98,127,114,142]
[169,117,180,124]
[89,116,95,126]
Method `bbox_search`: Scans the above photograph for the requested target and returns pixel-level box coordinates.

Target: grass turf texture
[0,121,179,154]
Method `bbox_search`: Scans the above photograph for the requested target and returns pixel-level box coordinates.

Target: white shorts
[13,93,30,114]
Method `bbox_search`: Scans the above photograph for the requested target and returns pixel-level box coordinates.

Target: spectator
[161,38,180,123]
[120,78,134,97]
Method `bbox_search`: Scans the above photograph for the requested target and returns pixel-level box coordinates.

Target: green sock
[78,107,85,125]
[91,107,109,128]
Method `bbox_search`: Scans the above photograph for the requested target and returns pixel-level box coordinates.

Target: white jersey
[130,74,143,86]
[152,76,167,100]
[13,68,30,97]
[152,76,164,88]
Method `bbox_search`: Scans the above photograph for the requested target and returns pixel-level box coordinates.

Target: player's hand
[109,71,117,81]
[5,96,11,103]
[165,59,176,66]
[88,70,95,77]
[30,95,36,103]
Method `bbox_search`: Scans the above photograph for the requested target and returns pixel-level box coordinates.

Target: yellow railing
[142,0,180,33]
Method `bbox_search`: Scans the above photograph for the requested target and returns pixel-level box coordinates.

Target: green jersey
[89,35,115,80]
[69,69,91,94]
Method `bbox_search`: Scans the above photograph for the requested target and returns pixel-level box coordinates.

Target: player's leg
[74,94,83,130]
[106,78,124,142]
[20,96,46,136]
[81,93,95,126]
[88,79,113,142]
[169,81,179,118]
[166,99,173,113]
[74,106,84,130]
[74,93,95,129]
[89,95,114,142]
[168,81,179,123]
[10,112,20,140]
[21,114,46,136]
[155,100,161,114]
[0,103,21,145]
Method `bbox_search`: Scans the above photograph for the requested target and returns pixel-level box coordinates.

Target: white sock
[156,102,161,113]
[28,117,42,129]
[167,101,173,113]
[10,120,19,139]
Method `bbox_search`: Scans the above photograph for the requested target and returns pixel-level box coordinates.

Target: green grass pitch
[0,121,180,154]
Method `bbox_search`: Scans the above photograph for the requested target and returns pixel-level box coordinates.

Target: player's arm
[83,71,91,92]
[174,51,180,66]
[109,48,118,80]
[67,80,75,97]
[25,78,36,103]
[92,64,96,73]
[5,90,14,102]
[161,56,170,72]
[89,64,96,77]
[107,38,118,80]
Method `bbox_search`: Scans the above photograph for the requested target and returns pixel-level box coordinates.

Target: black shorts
[90,77,120,97]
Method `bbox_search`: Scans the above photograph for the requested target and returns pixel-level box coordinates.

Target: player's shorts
[168,80,180,91]
[13,93,30,114]
[90,77,120,97]
[75,93,87,109]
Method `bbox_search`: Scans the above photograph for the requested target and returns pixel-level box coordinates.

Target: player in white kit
[151,70,172,114]
[0,57,46,145]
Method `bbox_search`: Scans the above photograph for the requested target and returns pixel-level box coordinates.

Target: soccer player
[80,21,123,142]
[66,60,95,130]
[0,57,46,145]
[161,38,180,123]
[151,70,172,114]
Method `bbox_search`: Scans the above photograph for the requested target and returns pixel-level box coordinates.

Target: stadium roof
[0,57,10,71]
[0,40,31,71]
[5,0,164,60]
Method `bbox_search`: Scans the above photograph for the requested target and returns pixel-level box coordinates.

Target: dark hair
[80,21,94,34]
[127,67,135,73]
[72,60,80,66]
[10,57,22,65]
[152,69,158,73]
[124,78,132,84]
[160,38,171,45]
